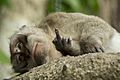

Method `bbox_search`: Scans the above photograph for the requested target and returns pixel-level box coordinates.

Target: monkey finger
[55,29,61,40]
[53,37,64,49]
[67,37,72,45]
[52,40,56,44]
[100,47,104,52]
[85,45,95,53]
[52,39,60,47]
[52,38,57,44]
[95,46,103,53]
[89,46,96,53]
[61,37,67,46]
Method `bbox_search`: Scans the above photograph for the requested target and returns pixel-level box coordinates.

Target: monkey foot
[80,36,104,54]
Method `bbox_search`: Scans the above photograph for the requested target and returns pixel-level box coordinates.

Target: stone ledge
[12,53,120,80]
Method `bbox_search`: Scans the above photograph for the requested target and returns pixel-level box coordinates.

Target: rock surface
[11,53,120,80]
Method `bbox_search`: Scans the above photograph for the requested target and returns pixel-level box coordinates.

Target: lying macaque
[10,12,120,73]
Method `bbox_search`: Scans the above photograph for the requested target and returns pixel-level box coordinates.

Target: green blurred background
[48,0,99,15]
[0,0,10,64]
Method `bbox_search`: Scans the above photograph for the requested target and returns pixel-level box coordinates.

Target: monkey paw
[52,29,72,55]
[80,36,104,54]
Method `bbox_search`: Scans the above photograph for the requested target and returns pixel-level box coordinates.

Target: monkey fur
[10,12,120,73]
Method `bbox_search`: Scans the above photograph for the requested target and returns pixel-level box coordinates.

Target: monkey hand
[52,29,74,56]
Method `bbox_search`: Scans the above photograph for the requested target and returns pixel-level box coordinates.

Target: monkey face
[10,34,30,73]
[10,34,47,73]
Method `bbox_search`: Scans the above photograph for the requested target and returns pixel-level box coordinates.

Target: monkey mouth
[12,61,28,73]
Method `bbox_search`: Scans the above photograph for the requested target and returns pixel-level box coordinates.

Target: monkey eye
[14,42,23,53]
[16,42,23,50]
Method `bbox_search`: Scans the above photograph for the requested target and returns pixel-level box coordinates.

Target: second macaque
[10,12,120,73]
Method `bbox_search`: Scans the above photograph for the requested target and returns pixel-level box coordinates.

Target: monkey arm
[52,18,114,55]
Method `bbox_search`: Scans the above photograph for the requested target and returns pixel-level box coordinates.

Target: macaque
[10,12,120,73]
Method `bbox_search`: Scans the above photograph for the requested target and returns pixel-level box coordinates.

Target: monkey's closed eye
[17,42,23,49]
[15,42,24,53]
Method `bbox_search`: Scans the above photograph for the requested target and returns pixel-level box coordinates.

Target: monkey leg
[79,36,104,54]
[53,29,81,56]
[78,20,109,54]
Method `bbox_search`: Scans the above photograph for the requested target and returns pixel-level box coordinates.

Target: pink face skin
[10,34,47,73]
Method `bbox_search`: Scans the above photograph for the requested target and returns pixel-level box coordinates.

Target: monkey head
[10,31,48,73]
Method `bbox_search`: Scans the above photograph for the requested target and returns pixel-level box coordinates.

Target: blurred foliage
[0,0,10,8]
[48,0,99,15]
[0,0,10,64]
[0,50,10,64]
